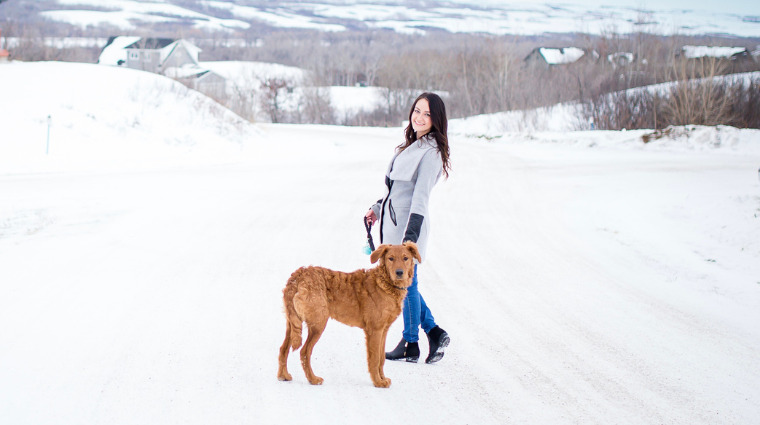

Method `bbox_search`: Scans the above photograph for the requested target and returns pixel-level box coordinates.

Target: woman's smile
[411,98,432,138]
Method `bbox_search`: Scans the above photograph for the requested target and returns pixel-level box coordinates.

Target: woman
[364,92,451,364]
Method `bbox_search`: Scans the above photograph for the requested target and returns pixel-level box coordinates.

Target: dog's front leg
[365,329,391,388]
[378,326,390,381]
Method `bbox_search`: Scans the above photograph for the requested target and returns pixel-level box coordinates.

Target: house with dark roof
[676,45,757,73]
[99,36,226,93]
[524,47,599,68]
[124,37,179,72]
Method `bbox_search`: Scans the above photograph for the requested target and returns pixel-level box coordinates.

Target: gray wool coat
[370,135,443,263]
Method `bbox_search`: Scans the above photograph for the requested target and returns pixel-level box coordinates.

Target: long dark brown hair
[399,92,451,178]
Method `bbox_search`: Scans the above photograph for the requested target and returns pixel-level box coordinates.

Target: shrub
[580,74,760,130]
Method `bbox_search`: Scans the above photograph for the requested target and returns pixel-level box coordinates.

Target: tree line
[194,28,760,128]
[3,17,759,129]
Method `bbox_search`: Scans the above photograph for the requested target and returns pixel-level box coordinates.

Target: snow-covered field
[25,0,760,37]
[1,61,760,424]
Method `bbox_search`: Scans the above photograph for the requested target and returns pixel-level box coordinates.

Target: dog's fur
[277,242,420,388]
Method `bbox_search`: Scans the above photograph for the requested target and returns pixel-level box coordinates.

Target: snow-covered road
[1,124,759,424]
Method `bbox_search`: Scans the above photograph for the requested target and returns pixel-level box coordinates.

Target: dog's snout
[395,269,404,278]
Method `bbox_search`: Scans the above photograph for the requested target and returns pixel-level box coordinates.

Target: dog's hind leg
[365,328,391,388]
[279,281,302,382]
[301,316,328,385]
[277,322,293,381]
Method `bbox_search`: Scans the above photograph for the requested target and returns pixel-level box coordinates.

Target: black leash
[364,217,376,252]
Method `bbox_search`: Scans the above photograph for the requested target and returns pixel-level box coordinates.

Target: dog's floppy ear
[403,241,421,263]
[370,244,390,264]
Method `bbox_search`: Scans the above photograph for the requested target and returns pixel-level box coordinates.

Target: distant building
[678,45,751,61]
[98,36,225,93]
[524,47,598,68]
[607,52,635,68]
[100,36,201,73]
[98,36,141,67]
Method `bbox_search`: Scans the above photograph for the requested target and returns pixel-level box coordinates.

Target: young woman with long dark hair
[365,92,451,364]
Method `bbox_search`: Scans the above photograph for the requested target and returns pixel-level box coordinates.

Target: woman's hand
[365,210,377,226]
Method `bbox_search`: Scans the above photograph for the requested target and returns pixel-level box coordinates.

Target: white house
[98,36,225,92]
[524,47,598,68]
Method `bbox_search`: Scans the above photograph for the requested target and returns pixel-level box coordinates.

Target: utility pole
[46,115,51,155]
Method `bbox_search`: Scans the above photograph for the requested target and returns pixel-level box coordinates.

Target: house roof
[161,39,201,66]
[681,45,749,59]
[535,47,586,65]
[124,38,176,50]
[98,37,202,68]
[164,64,210,79]
[98,36,141,66]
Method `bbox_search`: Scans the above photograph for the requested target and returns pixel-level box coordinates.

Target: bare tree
[261,78,289,123]
[301,74,335,124]
[662,56,736,126]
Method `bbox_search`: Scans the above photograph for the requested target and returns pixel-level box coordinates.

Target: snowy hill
[0,61,262,173]
[1,61,760,424]
[2,0,759,37]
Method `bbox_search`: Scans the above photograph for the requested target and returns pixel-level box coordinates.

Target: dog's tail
[282,277,303,351]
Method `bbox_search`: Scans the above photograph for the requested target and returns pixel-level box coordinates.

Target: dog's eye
[388,257,394,262]
[403,256,409,261]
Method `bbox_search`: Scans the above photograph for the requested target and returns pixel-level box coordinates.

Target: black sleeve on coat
[404,213,424,243]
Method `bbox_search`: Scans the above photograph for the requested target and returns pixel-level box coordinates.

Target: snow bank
[0,61,262,174]
[200,60,307,85]
[449,103,583,135]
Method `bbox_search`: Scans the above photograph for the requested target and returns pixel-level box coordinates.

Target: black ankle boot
[425,326,449,364]
[385,338,420,362]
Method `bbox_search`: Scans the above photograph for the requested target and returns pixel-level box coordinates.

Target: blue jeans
[402,265,437,343]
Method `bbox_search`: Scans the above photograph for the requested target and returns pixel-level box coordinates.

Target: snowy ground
[1,61,760,424]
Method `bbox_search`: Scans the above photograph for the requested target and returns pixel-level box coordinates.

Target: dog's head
[370,242,421,288]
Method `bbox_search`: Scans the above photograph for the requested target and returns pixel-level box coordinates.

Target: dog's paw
[308,376,324,385]
[373,377,391,388]
[277,372,292,381]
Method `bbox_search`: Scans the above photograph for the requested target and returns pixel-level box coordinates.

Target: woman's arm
[404,149,443,243]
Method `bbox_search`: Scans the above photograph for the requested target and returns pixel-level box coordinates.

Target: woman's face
[411,98,432,137]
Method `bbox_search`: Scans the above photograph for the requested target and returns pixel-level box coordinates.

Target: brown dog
[277,242,420,388]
